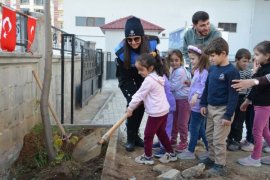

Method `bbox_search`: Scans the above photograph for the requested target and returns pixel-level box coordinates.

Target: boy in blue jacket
[200,37,240,176]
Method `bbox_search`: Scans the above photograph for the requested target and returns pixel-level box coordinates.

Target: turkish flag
[27,16,36,51]
[0,6,16,52]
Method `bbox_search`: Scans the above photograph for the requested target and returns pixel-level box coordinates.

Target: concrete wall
[0,54,83,178]
[0,53,41,177]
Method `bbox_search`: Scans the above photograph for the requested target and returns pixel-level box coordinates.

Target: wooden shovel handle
[32,70,67,136]
[99,113,128,144]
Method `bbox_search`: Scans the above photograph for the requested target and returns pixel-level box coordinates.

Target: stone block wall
[0,53,41,177]
[0,53,82,178]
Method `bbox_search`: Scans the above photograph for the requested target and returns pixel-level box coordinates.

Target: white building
[63,0,270,59]
[0,0,64,28]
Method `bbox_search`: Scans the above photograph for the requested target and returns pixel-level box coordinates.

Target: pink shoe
[175,143,188,152]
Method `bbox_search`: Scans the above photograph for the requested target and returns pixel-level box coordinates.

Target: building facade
[62,0,270,59]
[0,0,63,29]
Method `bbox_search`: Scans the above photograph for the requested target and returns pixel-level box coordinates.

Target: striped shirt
[238,69,252,95]
[266,73,270,82]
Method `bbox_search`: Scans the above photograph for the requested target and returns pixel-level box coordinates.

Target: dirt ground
[9,123,270,180]
[112,137,270,180]
[10,126,108,180]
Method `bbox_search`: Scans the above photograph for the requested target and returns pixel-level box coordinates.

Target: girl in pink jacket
[127,53,177,165]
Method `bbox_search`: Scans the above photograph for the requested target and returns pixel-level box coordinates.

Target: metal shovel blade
[72,129,103,162]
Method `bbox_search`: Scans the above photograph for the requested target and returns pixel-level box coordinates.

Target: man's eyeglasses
[126,37,141,43]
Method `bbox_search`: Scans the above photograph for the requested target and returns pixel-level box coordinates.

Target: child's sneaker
[154,148,166,158]
[152,142,161,150]
[198,151,209,160]
[206,164,227,177]
[261,156,270,165]
[178,149,195,160]
[263,145,270,153]
[227,141,240,151]
[241,140,254,152]
[159,152,178,163]
[175,143,188,152]
[135,154,154,165]
[237,155,261,167]
[198,157,215,168]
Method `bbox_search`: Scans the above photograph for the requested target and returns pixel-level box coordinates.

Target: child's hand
[126,108,133,117]
[240,99,250,111]
[253,59,260,74]
[231,79,256,91]
[222,119,231,126]
[190,94,198,107]
[200,107,207,117]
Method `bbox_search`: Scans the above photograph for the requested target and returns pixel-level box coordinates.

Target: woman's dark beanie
[125,17,144,37]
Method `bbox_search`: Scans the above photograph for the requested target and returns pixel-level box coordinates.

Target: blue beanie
[125,17,144,37]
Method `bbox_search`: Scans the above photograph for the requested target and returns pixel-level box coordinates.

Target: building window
[20,0,29,4]
[75,17,105,27]
[34,9,44,13]
[34,0,44,5]
[218,23,237,32]
[21,8,30,13]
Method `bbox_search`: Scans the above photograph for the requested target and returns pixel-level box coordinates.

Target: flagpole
[0,2,37,19]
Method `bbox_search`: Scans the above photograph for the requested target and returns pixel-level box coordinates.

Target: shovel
[72,113,128,162]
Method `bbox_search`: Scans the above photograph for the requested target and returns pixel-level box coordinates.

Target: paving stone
[153,164,173,174]
[156,169,181,180]
[181,163,205,179]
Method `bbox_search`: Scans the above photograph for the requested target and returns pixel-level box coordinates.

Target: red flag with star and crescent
[1,6,17,52]
[27,16,36,51]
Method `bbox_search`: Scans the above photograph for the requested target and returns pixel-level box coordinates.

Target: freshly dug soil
[10,127,108,180]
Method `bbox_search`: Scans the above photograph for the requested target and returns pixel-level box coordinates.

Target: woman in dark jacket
[115,16,159,151]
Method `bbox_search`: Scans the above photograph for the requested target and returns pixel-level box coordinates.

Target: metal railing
[51,26,86,54]
[0,4,87,54]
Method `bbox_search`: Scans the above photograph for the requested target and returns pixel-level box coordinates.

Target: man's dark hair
[205,37,229,55]
[192,11,209,24]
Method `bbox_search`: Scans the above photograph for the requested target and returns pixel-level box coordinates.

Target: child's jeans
[251,106,270,160]
[171,99,191,145]
[188,111,208,153]
[245,105,254,143]
[144,114,173,157]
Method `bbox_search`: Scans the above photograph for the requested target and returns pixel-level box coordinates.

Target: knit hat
[125,17,144,37]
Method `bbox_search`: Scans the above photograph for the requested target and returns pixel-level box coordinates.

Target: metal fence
[80,45,103,108]
[52,26,86,54]
[56,31,103,123]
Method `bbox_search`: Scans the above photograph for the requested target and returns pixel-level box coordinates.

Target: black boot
[135,135,144,147]
[125,131,135,152]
